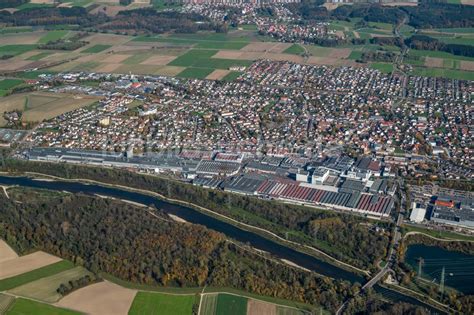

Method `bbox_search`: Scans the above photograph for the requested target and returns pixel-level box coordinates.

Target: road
[336,212,403,314]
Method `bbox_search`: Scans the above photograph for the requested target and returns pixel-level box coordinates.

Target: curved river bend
[0,175,446,314]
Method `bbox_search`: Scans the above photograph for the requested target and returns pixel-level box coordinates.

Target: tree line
[0,6,219,35]
[405,35,474,58]
[286,2,474,29]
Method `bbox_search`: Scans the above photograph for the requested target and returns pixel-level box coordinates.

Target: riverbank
[0,174,451,314]
[19,171,370,277]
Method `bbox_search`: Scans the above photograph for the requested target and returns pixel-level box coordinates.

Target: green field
[168,49,252,69]
[15,3,54,10]
[370,62,394,73]
[38,31,69,44]
[0,27,33,35]
[215,294,248,315]
[222,71,242,82]
[283,44,305,55]
[26,52,52,61]
[195,41,248,50]
[9,267,93,303]
[133,33,251,50]
[348,50,363,60]
[6,298,80,315]
[410,67,474,80]
[15,71,57,79]
[0,45,37,57]
[0,260,74,291]
[82,44,112,53]
[0,79,24,96]
[435,28,474,34]
[0,79,24,91]
[409,49,474,61]
[177,67,214,79]
[128,292,196,315]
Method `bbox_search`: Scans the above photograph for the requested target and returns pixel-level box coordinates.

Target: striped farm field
[0,260,74,291]
[9,267,94,303]
[200,293,218,315]
[129,292,196,315]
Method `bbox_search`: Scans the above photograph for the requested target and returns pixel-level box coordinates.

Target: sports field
[6,298,80,315]
[129,292,196,315]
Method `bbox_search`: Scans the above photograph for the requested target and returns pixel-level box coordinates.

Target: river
[0,175,447,313]
[406,244,474,295]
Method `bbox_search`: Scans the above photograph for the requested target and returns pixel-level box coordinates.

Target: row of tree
[56,274,99,296]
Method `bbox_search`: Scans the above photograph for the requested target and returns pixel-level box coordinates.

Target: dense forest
[0,6,219,34]
[286,2,474,29]
[405,35,474,58]
[1,159,391,270]
[0,0,27,9]
[0,188,358,312]
[357,51,397,63]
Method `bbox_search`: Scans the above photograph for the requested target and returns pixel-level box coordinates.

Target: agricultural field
[0,79,24,97]
[82,44,112,53]
[370,62,394,73]
[9,267,94,303]
[0,240,18,263]
[55,281,137,315]
[222,71,242,82]
[0,260,74,291]
[0,92,100,124]
[201,293,248,315]
[409,67,474,81]
[128,292,196,315]
[6,298,80,315]
[283,44,306,55]
[38,31,70,44]
[0,294,15,315]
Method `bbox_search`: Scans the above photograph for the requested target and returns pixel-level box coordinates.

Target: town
[1,57,470,231]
